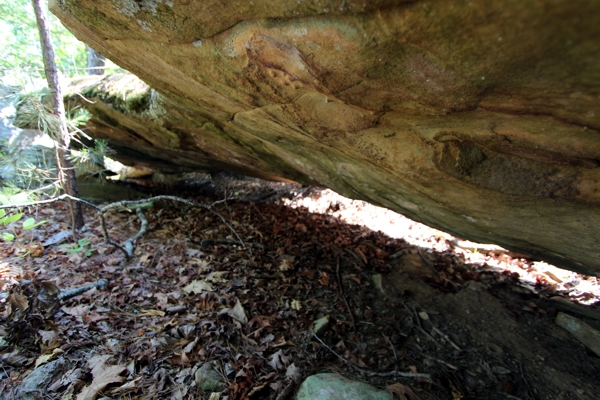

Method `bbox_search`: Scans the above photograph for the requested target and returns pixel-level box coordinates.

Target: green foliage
[22,216,49,230]
[12,88,58,131]
[60,237,96,257]
[0,208,49,242]
[0,0,87,78]
[69,139,111,168]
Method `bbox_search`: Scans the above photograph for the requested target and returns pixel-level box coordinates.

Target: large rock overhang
[52,0,600,276]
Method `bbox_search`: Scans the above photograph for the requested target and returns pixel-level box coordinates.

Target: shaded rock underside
[52,0,600,275]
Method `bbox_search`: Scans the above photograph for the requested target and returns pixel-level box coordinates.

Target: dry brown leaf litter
[1,175,599,399]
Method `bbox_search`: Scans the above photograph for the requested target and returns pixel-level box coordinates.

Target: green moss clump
[79,74,152,115]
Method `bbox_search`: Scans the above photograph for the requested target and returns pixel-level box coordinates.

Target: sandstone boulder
[52,0,600,275]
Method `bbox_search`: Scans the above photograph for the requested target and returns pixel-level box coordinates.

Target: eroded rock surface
[52,0,600,275]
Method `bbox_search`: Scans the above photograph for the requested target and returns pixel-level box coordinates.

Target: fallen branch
[0,193,249,260]
[58,278,109,301]
[432,326,462,352]
[124,207,148,257]
[415,350,458,370]
[194,239,263,249]
[1,193,249,299]
[100,195,249,255]
[312,333,431,381]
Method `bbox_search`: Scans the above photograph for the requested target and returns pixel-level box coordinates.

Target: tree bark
[32,0,84,229]
[87,46,105,75]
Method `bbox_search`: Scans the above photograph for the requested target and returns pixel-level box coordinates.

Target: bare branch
[58,278,109,300]
[124,208,148,257]
[312,333,431,381]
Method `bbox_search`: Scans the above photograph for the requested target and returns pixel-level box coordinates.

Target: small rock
[313,315,330,337]
[14,358,67,400]
[372,274,385,294]
[296,373,392,400]
[195,363,225,392]
[418,311,430,321]
[555,312,600,357]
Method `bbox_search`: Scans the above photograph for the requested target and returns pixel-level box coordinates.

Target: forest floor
[1,173,600,400]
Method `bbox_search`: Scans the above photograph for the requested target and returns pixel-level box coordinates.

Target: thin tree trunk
[87,46,105,75]
[32,0,84,229]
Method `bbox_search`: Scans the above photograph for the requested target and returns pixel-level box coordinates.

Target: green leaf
[77,238,91,247]
[1,213,23,225]
[22,217,49,230]
[85,248,96,257]
[1,232,15,242]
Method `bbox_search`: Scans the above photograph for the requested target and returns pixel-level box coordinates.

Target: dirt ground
[1,173,599,399]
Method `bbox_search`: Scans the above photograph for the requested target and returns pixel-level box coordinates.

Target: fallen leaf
[318,272,330,286]
[8,293,29,313]
[77,364,126,400]
[34,348,63,368]
[206,271,228,283]
[219,298,248,324]
[183,280,214,294]
[138,309,166,317]
[62,304,90,317]
[387,382,421,400]
[38,330,59,344]
[24,242,44,257]
[268,349,288,371]
[77,356,127,400]
[285,363,299,380]
[279,259,294,271]
[291,299,302,310]
[449,379,463,399]
[492,366,512,375]
[111,377,142,393]
[0,348,31,367]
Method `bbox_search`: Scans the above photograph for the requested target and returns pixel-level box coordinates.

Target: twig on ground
[388,247,411,260]
[313,333,431,381]
[0,194,250,259]
[415,350,458,370]
[58,278,109,301]
[432,326,462,352]
[416,325,439,345]
[1,194,249,300]
[98,210,129,259]
[343,247,365,267]
[101,195,250,254]
[405,304,422,330]
[124,208,148,257]
[383,333,399,365]
[336,257,356,327]
[194,239,263,249]
[0,194,128,258]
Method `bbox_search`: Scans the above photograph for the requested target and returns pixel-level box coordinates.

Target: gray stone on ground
[13,358,68,400]
[194,363,225,392]
[296,373,392,400]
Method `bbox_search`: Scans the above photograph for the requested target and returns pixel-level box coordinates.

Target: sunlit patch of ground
[285,188,600,306]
